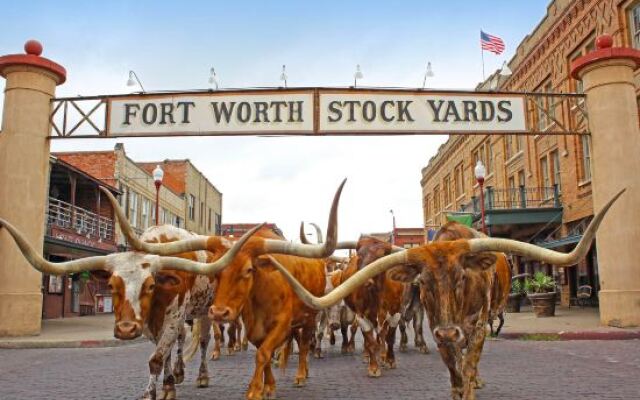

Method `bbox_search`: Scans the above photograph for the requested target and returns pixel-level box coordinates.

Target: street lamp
[126,70,146,93]
[153,165,164,226]
[474,160,487,234]
[389,209,396,245]
[354,64,363,87]
[208,67,219,90]
[280,65,288,88]
[422,61,434,89]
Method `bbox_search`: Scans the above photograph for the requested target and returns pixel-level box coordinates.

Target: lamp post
[153,165,164,226]
[280,65,288,88]
[208,67,219,90]
[354,64,363,87]
[474,160,487,234]
[389,209,396,245]
[126,70,146,93]
[422,61,434,89]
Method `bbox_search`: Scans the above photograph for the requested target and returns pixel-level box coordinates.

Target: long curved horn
[0,217,108,274]
[299,222,324,244]
[310,223,324,243]
[267,250,410,309]
[468,189,625,266]
[100,186,228,256]
[99,186,143,248]
[260,179,346,258]
[156,223,265,274]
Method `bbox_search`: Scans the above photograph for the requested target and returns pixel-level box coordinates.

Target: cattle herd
[0,180,623,400]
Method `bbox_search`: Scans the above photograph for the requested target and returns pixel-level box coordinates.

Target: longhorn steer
[0,202,259,400]
[269,190,622,400]
[433,222,512,337]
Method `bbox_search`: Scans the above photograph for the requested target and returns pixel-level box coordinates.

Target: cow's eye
[147,284,155,292]
[108,284,114,292]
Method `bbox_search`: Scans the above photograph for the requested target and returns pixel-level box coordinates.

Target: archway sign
[51,88,588,138]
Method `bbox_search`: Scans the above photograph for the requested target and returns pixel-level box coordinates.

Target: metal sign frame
[49,87,589,138]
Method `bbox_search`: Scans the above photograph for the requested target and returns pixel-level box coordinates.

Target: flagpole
[480,30,486,81]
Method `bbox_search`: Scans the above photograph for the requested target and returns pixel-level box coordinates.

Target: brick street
[1,333,639,400]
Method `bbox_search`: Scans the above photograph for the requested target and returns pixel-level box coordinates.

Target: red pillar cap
[571,35,640,80]
[0,40,66,85]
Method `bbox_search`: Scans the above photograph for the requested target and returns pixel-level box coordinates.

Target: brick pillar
[0,41,66,336]
[571,35,640,327]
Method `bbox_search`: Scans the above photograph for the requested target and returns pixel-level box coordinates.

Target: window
[508,175,516,207]
[472,140,492,180]
[515,134,523,154]
[454,163,464,198]
[505,135,513,159]
[569,35,596,93]
[443,175,451,206]
[200,202,204,226]
[128,191,138,227]
[188,195,195,220]
[630,3,640,48]
[535,80,554,131]
[580,135,592,182]
[48,275,64,294]
[142,199,150,229]
[151,202,156,225]
[208,208,212,232]
[550,150,561,193]
[540,156,550,188]
[215,213,222,235]
[433,185,440,214]
[518,169,526,187]
[424,195,431,219]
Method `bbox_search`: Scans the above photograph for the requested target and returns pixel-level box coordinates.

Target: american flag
[481,31,505,55]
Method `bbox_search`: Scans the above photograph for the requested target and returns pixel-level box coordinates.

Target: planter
[506,293,523,313]
[527,292,556,317]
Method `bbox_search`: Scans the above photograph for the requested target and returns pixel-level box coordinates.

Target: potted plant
[506,279,525,313]
[525,272,557,317]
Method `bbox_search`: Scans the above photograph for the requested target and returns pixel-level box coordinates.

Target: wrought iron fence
[461,185,561,213]
[47,197,115,242]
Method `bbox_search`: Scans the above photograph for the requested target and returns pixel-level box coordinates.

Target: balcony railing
[460,185,561,213]
[47,197,115,243]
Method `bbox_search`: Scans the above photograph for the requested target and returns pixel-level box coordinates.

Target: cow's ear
[155,272,183,290]
[388,264,421,282]
[462,252,496,271]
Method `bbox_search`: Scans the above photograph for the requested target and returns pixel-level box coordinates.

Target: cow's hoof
[263,384,276,399]
[141,391,156,400]
[227,348,235,356]
[313,349,323,359]
[242,341,249,351]
[399,343,408,353]
[294,376,307,387]
[210,350,220,361]
[385,359,397,369]
[160,386,176,400]
[329,336,336,346]
[246,389,263,400]
[234,343,242,352]
[196,376,209,388]
[173,366,185,385]
[473,377,485,389]
[341,346,349,355]
[367,367,381,378]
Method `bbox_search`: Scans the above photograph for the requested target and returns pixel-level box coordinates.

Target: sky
[0,0,550,243]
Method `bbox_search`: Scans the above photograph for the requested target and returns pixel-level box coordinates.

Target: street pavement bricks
[1,333,639,399]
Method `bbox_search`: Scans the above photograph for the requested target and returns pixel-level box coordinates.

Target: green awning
[446,213,473,227]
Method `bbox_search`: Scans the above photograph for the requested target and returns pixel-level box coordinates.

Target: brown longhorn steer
[269,190,622,400]
[434,222,512,337]
[338,236,409,376]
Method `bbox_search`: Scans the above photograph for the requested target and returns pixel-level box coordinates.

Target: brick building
[42,156,119,319]
[421,0,639,307]
[138,159,223,236]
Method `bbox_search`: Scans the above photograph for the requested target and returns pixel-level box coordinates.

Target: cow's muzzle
[433,326,464,344]
[209,305,234,322]
[114,320,142,340]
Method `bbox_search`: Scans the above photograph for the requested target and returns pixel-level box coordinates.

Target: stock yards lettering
[326,99,513,123]
[120,98,513,126]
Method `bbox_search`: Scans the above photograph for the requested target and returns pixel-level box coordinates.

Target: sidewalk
[0,314,144,349]
[497,305,640,340]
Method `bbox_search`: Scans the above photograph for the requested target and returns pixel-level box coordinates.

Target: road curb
[497,330,640,341]
[0,337,145,349]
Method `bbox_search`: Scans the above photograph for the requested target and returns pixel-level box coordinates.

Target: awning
[446,213,473,227]
[536,234,582,249]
